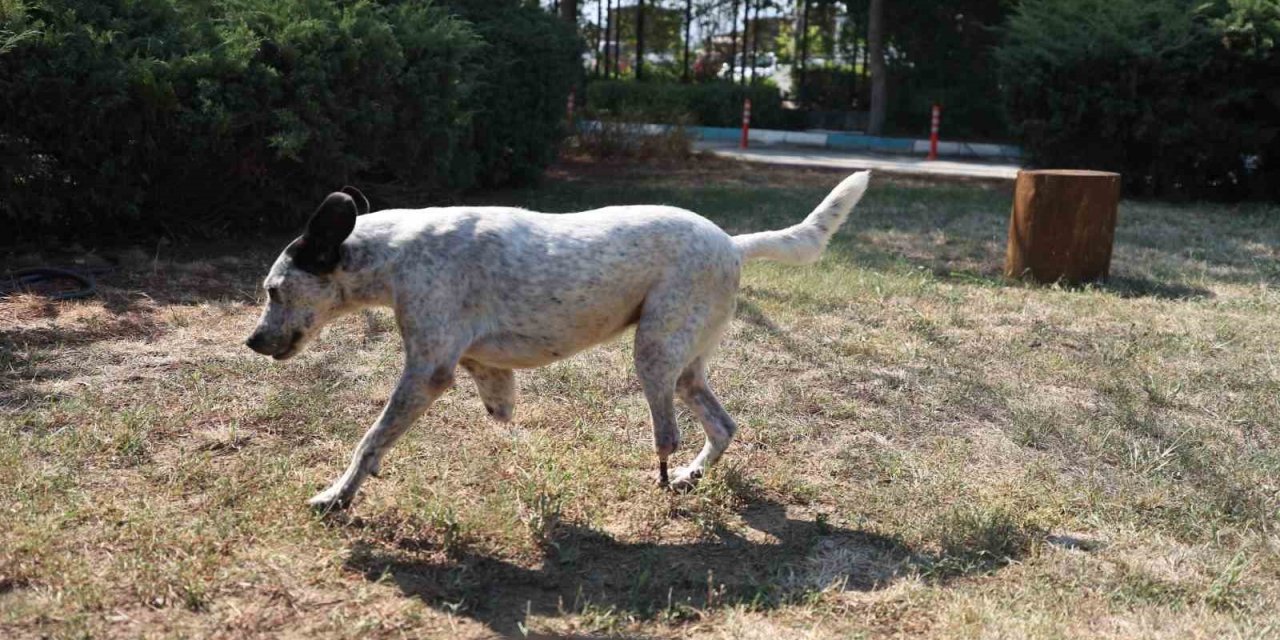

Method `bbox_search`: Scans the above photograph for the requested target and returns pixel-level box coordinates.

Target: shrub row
[584,79,798,130]
[793,68,864,113]
[997,0,1280,199]
[0,0,581,241]
[587,73,1007,141]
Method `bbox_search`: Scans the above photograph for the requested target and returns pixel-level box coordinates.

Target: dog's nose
[245,332,271,355]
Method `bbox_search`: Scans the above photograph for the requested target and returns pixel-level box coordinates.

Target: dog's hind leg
[635,340,683,488]
[633,299,706,488]
[309,359,457,511]
[460,359,516,422]
[673,356,738,491]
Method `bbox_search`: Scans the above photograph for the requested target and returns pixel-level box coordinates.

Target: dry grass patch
[3,161,1279,638]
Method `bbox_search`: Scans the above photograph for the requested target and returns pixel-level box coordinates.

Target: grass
[3,158,1280,638]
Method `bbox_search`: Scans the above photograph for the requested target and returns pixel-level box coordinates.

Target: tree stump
[1004,169,1121,284]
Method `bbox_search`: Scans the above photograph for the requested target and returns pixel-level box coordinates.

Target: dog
[246,172,872,509]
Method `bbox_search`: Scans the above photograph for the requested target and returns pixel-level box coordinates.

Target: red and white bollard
[927,103,942,161]
[740,98,752,149]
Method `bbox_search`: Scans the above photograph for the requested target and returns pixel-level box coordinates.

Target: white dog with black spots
[245,172,872,510]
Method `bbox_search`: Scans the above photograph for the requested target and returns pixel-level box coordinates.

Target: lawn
[3,159,1279,638]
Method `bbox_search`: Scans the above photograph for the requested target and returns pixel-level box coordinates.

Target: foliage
[568,118,694,160]
[585,79,795,129]
[996,0,1280,199]
[444,0,583,188]
[781,0,1014,138]
[796,67,863,111]
[0,0,581,241]
[609,2,684,55]
[880,0,1015,140]
[1215,0,1280,56]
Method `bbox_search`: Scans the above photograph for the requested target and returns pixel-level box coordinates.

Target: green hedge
[0,0,581,240]
[794,68,863,113]
[996,0,1280,199]
[445,0,581,187]
[885,75,1011,142]
[584,80,797,130]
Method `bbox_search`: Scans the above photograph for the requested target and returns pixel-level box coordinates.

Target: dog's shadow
[340,497,1022,636]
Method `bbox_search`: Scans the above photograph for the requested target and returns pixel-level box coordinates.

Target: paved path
[697,141,1022,180]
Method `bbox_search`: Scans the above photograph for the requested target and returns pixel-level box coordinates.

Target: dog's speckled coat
[246,172,871,509]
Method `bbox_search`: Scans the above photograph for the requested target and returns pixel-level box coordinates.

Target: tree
[560,0,578,22]
[683,0,694,82]
[611,0,621,77]
[595,0,604,76]
[866,0,886,134]
[749,0,763,84]
[881,1,1015,138]
[729,0,741,82]
[636,0,647,79]
[796,0,811,104]
[996,0,1280,199]
[739,0,751,84]
[840,0,869,105]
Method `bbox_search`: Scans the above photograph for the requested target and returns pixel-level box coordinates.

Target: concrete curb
[696,142,1021,180]
[580,120,1023,161]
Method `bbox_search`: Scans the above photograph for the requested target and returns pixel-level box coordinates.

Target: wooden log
[1004,169,1121,284]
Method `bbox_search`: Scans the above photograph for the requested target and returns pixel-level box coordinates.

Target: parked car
[719,52,778,79]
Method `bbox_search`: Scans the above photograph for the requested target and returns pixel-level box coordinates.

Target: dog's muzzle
[245,330,302,360]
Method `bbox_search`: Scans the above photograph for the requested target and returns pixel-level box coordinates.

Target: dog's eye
[267,286,282,304]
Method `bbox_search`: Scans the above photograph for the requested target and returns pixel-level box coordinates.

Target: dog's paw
[668,467,703,493]
[307,488,353,513]
[483,402,514,423]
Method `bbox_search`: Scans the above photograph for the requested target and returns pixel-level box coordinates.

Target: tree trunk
[612,0,621,78]
[861,9,869,88]
[559,0,577,23]
[848,10,859,108]
[867,0,887,135]
[1004,170,1122,284]
[595,0,604,77]
[729,0,740,84]
[683,0,693,82]
[635,0,646,80]
[739,0,751,85]
[797,0,810,107]
[749,0,762,85]
[605,0,613,78]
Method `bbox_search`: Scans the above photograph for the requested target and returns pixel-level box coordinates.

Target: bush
[885,74,1011,142]
[794,67,863,112]
[584,79,795,130]
[445,0,582,187]
[996,0,1280,199]
[569,118,693,160]
[882,0,1014,141]
[0,0,581,241]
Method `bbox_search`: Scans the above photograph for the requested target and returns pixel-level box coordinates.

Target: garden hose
[1,266,112,301]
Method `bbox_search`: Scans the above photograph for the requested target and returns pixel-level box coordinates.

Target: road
[696,141,1022,180]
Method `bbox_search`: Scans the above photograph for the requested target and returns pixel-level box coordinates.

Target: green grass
[2,160,1279,638]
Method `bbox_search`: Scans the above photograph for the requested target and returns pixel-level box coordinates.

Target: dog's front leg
[308,363,455,511]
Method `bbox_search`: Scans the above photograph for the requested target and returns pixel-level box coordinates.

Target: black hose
[1,266,108,301]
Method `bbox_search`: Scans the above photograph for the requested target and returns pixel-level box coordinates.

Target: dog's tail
[732,171,871,265]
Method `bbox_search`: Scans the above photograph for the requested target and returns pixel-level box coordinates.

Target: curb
[580,121,1023,161]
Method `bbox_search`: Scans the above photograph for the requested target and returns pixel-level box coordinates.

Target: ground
[2,158,1279,638]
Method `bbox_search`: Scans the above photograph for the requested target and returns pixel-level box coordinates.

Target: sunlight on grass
[2,161,1278,638]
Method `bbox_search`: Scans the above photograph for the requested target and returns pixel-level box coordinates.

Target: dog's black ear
[340,185,370,215]
[291,192,357,274]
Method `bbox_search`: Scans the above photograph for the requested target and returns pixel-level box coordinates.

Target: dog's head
[245,188,367,360]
